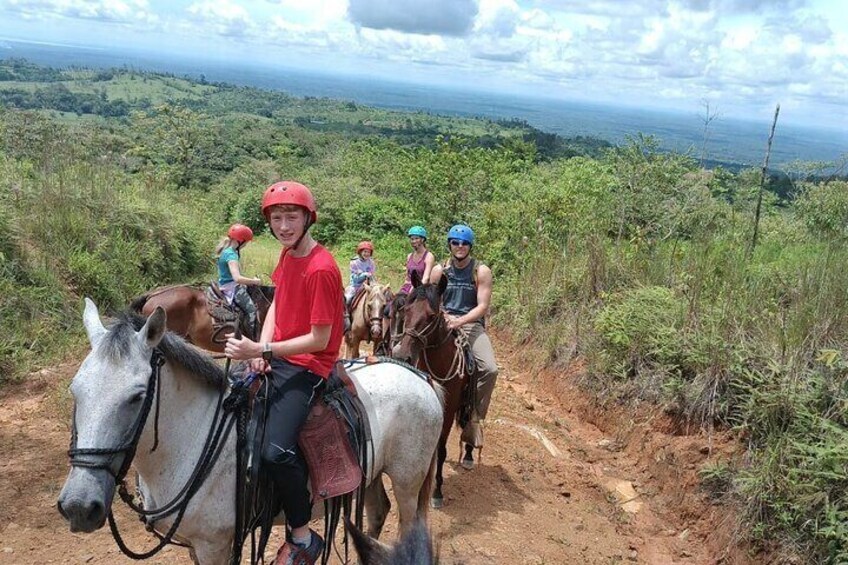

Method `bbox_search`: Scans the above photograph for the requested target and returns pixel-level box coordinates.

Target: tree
[130,104,219,188]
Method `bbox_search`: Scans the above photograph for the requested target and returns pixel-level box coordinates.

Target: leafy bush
[735,355,848,563]
[591,286,686,395]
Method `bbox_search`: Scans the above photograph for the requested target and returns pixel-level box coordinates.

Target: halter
[364,287,385,328]
[401,306,466,382]
[66,346,247,563]
[68,349,165,482]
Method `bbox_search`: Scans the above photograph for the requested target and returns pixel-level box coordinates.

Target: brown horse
[346,282,393,358]
[129,284,274,353]
[384,291,409,355]
[393,272,470,508]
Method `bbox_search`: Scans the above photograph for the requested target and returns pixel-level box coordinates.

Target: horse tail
[129,293,149,312]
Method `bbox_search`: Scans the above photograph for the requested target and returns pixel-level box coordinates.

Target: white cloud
[475,0,520,37]
[0,0,843,127]
[186,0,254,38]
[2,0,156,23]
[264,0,347,27]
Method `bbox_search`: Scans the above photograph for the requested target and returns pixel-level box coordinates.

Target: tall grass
[494,166,848,561]
[0,121,216,382]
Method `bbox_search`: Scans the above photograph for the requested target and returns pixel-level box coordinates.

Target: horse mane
[407,283,441,313]
[102,311,228,391]
[248,284,275,305]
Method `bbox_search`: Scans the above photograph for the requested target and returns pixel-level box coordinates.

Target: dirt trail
[0,331,750,564]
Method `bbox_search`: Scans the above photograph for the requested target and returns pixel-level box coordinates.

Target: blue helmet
[407,225,428,239]
[447,224,475,245]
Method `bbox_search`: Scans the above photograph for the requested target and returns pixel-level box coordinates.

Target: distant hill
[0,58,616,161]
[1,40,845,168]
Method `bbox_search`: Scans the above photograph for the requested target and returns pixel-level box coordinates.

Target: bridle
[68,349,165,484]
[66,347,248,563]
[400,300,466,382]
[367,287,386,331]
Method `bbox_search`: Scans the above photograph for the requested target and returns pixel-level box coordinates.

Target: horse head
[347,518,437,565]
[392,275,448,364]
[366,284,391,340]
[57,298,168,533]
[388,292,408,348]
[247,284,276,324]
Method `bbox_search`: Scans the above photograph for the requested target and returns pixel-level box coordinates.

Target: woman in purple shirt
[399,226,435,294]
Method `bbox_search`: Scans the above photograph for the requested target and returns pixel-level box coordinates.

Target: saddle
[205,282,254,340]
[347,285,368,315]
[239,362,371,563]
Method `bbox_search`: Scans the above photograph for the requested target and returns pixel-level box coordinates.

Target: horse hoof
[430,497,443,509]
[460,458,475,471]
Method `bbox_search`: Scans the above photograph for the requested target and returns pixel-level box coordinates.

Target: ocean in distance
[1,39,845,168]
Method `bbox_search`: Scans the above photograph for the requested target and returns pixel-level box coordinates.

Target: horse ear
[437,273,448,296]
[82,297,106,345]
[138,306,167,349]
[411,269,422,288]
[346,518,391,565]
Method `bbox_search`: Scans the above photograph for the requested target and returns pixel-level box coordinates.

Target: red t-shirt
[270,244,344,378]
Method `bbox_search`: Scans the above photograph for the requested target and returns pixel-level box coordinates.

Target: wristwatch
[261,342,273,362]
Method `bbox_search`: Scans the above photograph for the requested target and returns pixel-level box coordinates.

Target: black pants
[261,359,324,529]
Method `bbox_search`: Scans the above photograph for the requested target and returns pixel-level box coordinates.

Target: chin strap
[285,220,312,254]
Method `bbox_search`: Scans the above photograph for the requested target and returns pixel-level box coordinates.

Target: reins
[402,308,467,382]
[67,346,250,563]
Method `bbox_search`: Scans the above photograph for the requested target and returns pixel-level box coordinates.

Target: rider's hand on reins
[248,358,270,374]
[444,313,462,331]
[224,333,260,361]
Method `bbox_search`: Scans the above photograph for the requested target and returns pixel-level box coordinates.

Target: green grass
[0,72,215,103]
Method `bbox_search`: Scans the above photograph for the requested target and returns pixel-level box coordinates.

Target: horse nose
[391,343,414,364]
[57,494,106,533]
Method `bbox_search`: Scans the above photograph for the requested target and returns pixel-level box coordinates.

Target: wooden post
[748,104,780,259]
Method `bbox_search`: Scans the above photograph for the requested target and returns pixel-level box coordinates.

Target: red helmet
[356,241,374,254]
[227,223,253,243]
[261,181,317,223]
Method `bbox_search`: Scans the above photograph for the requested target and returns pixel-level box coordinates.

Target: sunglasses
[449,240,470,247]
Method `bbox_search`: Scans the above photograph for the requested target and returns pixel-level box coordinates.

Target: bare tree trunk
[748,104,780,259]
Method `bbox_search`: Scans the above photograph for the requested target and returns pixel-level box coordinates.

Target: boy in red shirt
[225,180,343,565]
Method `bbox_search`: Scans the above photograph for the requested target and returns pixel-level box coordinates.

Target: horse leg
[431,437,447,509]
[363,473,391,538]
[392,473,426,535]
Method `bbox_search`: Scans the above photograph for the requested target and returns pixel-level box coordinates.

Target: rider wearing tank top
[430,224,498,470]
[399,225,435,294]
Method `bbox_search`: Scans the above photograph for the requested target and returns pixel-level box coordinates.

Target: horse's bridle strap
[67,349,165,482]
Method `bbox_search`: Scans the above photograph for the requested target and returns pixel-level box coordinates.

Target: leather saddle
[243,361,370,506]
[347,286,368,315]
[235,361,372,563]
[205,282,254,341]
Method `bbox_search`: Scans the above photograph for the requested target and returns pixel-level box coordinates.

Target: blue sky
[0,0,846,129]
